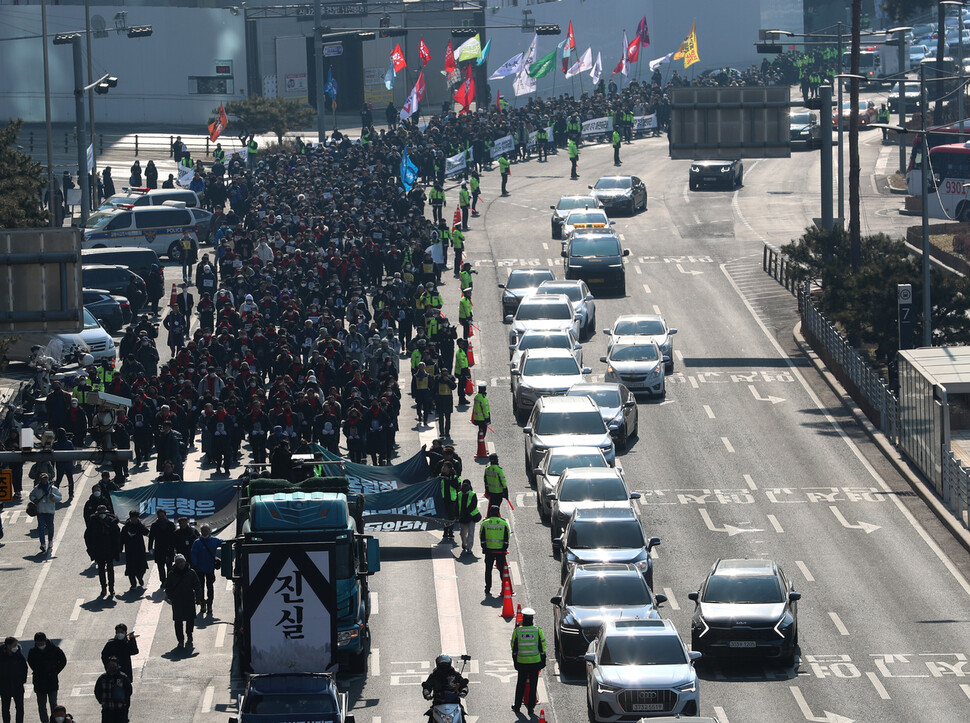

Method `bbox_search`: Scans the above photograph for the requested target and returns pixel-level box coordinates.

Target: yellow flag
[673,22,699,68]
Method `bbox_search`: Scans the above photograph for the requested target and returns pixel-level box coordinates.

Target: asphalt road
[3,93,970,723]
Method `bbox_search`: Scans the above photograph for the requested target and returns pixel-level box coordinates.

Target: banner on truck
[112,479,239,532]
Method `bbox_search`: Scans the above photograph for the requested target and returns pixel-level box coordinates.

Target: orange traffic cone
[522,677,531,707]
[475,427,488,459]
[515,603,523,627]
[500,569,515,619]
[538,710,546,723]
[466,343,475,366]
[452,206,462,230]
[502,561,514,596]
[465,378,475,396]
[169,283,178,307]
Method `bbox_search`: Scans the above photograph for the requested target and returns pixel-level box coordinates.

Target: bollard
[65,133,69,153]
[99,134,104,154]
[135,134,139,157]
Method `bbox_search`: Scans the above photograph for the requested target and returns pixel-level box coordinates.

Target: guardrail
[16,130,230,160]
[762,243,800,295]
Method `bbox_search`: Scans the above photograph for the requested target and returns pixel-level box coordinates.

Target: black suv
[81,265,146,312]
[688,558,800,666]
[561,229,629,296]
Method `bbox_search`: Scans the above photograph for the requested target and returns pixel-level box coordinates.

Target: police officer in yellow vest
[451,227,466,275]
[456,478,480,555]
[483,452,508,508]
[429,182,445,224]
[612,128,622,167]
[469,172,481,215]
[511,607,546,715]
[498,154,511,196]
[454,339,470,405]
[472,382,490,436]
[213,143,226,164]
[479,505,509,594]
[568,138,579,180]
[414,361,433,425]
[459,262,475,294]
[458,288,473,340]
[536,126,548,162]
[440,461,461,542]
[458,182,471,231]
[246,135,258,170]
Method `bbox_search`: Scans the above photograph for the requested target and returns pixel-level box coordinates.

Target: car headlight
[597,681,621,694]
[606,364,616,376]
[623,190,633,197]
[693,614,710,638]
[337,627,360,647]
[649,367,662,378]
[774,612,795,639]
[675,680,697,693]
[532,445,547,455]
[607,263,623,268]
[633,559,649,573]
[560,620,582,635]
[660,341,672,352]
[608,420,622,430]
[719,166,731,173]
[690,165,699,173]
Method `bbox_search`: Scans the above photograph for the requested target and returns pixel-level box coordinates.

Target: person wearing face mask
[148,509,177,584]
[120,510,149,590]
[0,636,27,723]
[85,505,121,597]
[26,632,66,723]
[93,656,132,722]
[49,705,72,723]
[28,474,62,555]
[83,483,114,523]
[101,623,139,684]
[190,524,224,615]
[163,555,204,650]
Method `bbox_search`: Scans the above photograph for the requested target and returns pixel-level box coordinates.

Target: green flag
[455,34,482,62]
[527,49,557,79]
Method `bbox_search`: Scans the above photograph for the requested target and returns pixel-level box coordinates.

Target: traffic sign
[324,43,343,57]
[0,469,12,502]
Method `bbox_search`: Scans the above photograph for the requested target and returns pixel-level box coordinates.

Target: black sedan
[81,265,147,312]
[588,176,647,215]
[561,229,629,296]
[498,268,555,318]
[83,289,125,334]
[688,159,743,190]
[688,558,800,667]
[789,111,821,149]
[551,563,666,672]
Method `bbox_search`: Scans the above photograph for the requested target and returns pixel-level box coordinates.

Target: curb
[793,321,970,555]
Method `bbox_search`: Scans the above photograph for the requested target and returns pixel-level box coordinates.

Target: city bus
[904,122,970,194]
[907,141,970,220]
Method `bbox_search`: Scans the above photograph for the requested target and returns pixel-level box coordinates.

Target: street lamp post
[942,1,966,123]
[40,0,55,227]
[838,21,845,224]
[888,26,913,174]
[920,63,932,347]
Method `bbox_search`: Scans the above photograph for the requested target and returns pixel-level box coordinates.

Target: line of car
[498,176,802,721]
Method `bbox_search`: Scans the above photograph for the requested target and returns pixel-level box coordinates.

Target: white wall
[0,6,246,125]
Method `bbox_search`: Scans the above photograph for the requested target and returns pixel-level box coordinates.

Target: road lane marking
[795,561,815,582]
[662,588,680,610]
[215,621,228,648]
[689,376,699,389]
[201,685,214,713]
[744,474,757,490]
[828,612,850,636]
[961,683,970,701]
[653,304,662,314]
[371,591,379,615]
[767,514,784,533]
[432,546,467,656]
[131,568,163,673]
[642,283,651,294]
[509,560,522,586]
[867,671,891,700]
[635,265,642,274]
[721,437,735,453]
[722,262,970,600]
[370,646,381,677]
[70,598,83,622]
[702,405,715,419]
[713,707,730,723]
[542,242,549,250]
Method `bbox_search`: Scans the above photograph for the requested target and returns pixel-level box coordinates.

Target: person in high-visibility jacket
[451,227,465,276]
[440,461,461,542]
[612,129,622,167]
[429,182,446,224]
[469,172,481,215]
[498,154,511,196]
[472,383,490,436]
[456,478,480,555]
[459,262,475,295]
[511,607,546,715]
[479,505,510,594]
[454,340,470,405]
[458,182,471,231]
[413,362,433,425]
[458,289,473,340]
[483,453,508,508]
[568,139,579,180]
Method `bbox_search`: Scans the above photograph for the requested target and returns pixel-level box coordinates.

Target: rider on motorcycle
[421,654,469,721]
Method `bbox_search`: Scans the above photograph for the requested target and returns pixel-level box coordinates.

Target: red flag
[454,64,475,114]
[208,104,228,143]
[562,21,576,73]
[637,16,650,47]
[496,90,502,114]
[391,43,407,72]
[444,41,457,73]
[567,21,576,51]
[627,35,640,63]
[419,37,432,67]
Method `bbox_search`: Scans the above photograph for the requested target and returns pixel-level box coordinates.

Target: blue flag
[476,38,491,66]
[400,146,418,191]
[384,63,396,90]
[324,67,338,99]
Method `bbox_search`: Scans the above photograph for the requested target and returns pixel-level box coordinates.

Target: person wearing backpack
[28,474,62,555]
[190,525,223,615]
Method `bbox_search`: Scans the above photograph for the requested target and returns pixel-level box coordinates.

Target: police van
[98,187,199,211]
[83,201,199,262]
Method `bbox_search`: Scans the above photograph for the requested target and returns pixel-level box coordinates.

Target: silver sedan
[535,279,596,341]
[601,337,665,397]
[604,313,678,372]
[566,383,638,450]
[533,446,612,522]
[512,348,591,421]
[509,329,583,373]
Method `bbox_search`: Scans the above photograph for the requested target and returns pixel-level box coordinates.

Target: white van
[3,309,116,364]
[83,201,199,262]
[99,187,199,211]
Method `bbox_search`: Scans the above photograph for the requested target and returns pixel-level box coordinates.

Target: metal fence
[762,243,970,532]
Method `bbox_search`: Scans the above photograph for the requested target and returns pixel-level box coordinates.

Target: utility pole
[313,0,327,143]
[837,22,845,225]
[41,0,55,228]
[921,64,932,347]
[84,0,97,209]
[897,27,908,174]
[849,0,861,271]
[935,1,947,124]
[820,82,834,231]
[71,36,90,226]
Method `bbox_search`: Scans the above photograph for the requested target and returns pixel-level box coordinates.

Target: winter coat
[172,525,200,559]
[101,636,138,682]
[28,482,62,515]
[121,519,150,578]
[27,642,66,693]
[83,491,114,522]
[164,565,203,621]
[85,513,121,562]
[190,534,223,575]
[0,645,28,693]
[148,518,176,560]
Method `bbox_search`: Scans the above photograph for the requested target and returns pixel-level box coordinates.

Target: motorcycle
[423,654,471,723]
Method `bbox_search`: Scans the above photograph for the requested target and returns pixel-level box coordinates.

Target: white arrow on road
[699,508,763,536]
[830,505,880,534]
[748,384,785,404]
[676,263,703,275]
[790,685,855,723]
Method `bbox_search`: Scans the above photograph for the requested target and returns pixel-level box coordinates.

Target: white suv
[523,396,615,483]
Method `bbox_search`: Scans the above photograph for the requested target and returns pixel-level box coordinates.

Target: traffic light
[94,76,118,94]
[535,25,561,36]
[379,15,390,38]
[756,43,782,54]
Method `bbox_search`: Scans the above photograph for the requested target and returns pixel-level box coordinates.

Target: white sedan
[561,208,613,238]
[509,329,583,375]
[604,314,677,372]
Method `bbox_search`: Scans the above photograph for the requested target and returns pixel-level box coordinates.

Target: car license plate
[729,641,756,648]
[633,704,664,712]
[589,278,604,283]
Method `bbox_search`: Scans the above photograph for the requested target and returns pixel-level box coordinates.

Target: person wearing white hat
[510,606,545,715]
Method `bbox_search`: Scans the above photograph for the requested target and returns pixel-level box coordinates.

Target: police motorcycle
[422,653,471,723]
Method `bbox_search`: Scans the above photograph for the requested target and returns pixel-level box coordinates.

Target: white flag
[513,35,538,96]
[490,52,525,80]
[649,51,674,72]
[590,51,603,85]
[454,34,482,62]
[565,47,593,78]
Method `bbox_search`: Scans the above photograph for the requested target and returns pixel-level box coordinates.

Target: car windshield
[600,635,686,666]
[790,113,811,125]
[506,270,554,290]
[538,285,583,302]
[568,575,650,607]
[557,196,596,210]
[611,344,660,362]
[519,333,571,351]
[546,452,608,476]
[570,238,621,257]
[523,356,581,376]
[515,302,571,321]
[613,319,665,336]
[85,211,116,229]
[83,309,101,329]
[566,211,608,226]
[535,410,606,435]
[567,519,643,549]
[594,178,631,190]
[245,692,336,714]
[703,575,785,604]
[559,476,627,502]
[570,388,622,407]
